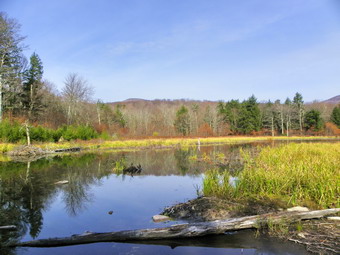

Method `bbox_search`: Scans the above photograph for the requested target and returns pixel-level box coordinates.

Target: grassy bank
[1,135,338,153]
[203,142,340,208]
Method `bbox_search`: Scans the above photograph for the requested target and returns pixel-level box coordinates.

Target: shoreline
[1,135,339,154]
[161,196,340,254]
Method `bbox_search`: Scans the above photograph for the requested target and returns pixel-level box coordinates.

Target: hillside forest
[1,12,340,142]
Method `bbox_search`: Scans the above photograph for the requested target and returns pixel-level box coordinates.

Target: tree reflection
[174,149,191,175]
[62,175,94,217]
[0,153,113,247]
[0,145,259,250]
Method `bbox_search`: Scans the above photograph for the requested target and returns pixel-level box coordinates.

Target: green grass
[203,143,340,208]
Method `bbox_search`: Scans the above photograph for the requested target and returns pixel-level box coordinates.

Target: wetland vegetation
[203,143,340,209]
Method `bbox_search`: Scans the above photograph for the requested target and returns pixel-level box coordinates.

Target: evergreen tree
[0,12,26,121]
[112,104,126,128]
[22,52,44,120]
[217,99,241,133]
[304,109,323,131]
[284,98,293,136]
[174,105,190,136]
[330,105,340,128]
[238,95,262,134]
[293,92,304,134]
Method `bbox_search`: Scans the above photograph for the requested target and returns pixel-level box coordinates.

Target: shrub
[30,126,55,142]
[62,125,99,141]
[0,120,99,143]
[0,120,25,143]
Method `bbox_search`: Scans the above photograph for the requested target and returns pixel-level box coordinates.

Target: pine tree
[284,98,293,136]
[0,12,26,121]
[330,105,340,128]
[22,52,44,120]
[305,109,323,131]
[174,105,190,136]
[112,104,126,128]
[293,92,304,134]
[238,95,262,134]
[217,99,241,133]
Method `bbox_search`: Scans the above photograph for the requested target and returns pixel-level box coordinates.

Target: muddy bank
[161,196,285,221]
[161,197,339,254]
[5,145,83,162]
[6,145,53,156]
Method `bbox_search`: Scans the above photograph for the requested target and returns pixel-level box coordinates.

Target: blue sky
[1,0,339,102]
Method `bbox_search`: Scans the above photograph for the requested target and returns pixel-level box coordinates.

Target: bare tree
[62,73,93,125]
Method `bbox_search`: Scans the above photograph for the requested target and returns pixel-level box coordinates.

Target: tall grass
[203,143,340,208]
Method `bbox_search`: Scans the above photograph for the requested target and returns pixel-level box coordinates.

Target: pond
[0,141,316,255]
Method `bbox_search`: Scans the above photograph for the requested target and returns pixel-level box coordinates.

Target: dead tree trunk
[11,208,339,248]
[0,225,17,231]
[25,120,31,146]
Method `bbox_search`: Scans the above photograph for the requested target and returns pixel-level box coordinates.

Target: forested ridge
[1,12,340,142]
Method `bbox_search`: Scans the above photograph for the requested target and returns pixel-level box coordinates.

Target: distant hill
[107,96,340,106]
[122,98,149,102]
[322,95,340,104]
[108,98,216,106]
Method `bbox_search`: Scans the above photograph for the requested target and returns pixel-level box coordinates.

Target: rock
[327,216,340,221]
[152,215,170,222]
[55,180,69,185]
[287,206,309,212]
[297,232,307,238]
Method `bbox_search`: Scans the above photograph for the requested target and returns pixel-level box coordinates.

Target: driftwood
[10,208,339,248]
[55,147,81,153]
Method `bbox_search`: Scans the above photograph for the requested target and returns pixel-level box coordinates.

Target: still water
[0,142,312,255]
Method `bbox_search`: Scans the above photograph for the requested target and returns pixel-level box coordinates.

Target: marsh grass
[203,143,340,208]
[2,135,337,154]
[0,143,16,153]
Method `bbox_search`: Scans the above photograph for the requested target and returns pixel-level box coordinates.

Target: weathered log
[12,208,340,248]
[55,147,81,153]
[0,225,17,231]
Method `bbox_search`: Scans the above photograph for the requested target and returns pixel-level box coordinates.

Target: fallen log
[12,208,340,248]
[55,147,81,153]
[0,225,17,231]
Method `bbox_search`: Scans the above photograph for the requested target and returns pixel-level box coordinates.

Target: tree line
[1,12,339,142]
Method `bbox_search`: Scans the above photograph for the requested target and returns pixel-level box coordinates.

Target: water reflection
[0,141,318,254]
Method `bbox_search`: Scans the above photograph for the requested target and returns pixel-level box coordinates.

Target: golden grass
[31,136,339,151]
[203,142,340,208]
[0,143,16,153]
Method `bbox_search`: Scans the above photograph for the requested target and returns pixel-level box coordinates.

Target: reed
[203,143,340,208]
